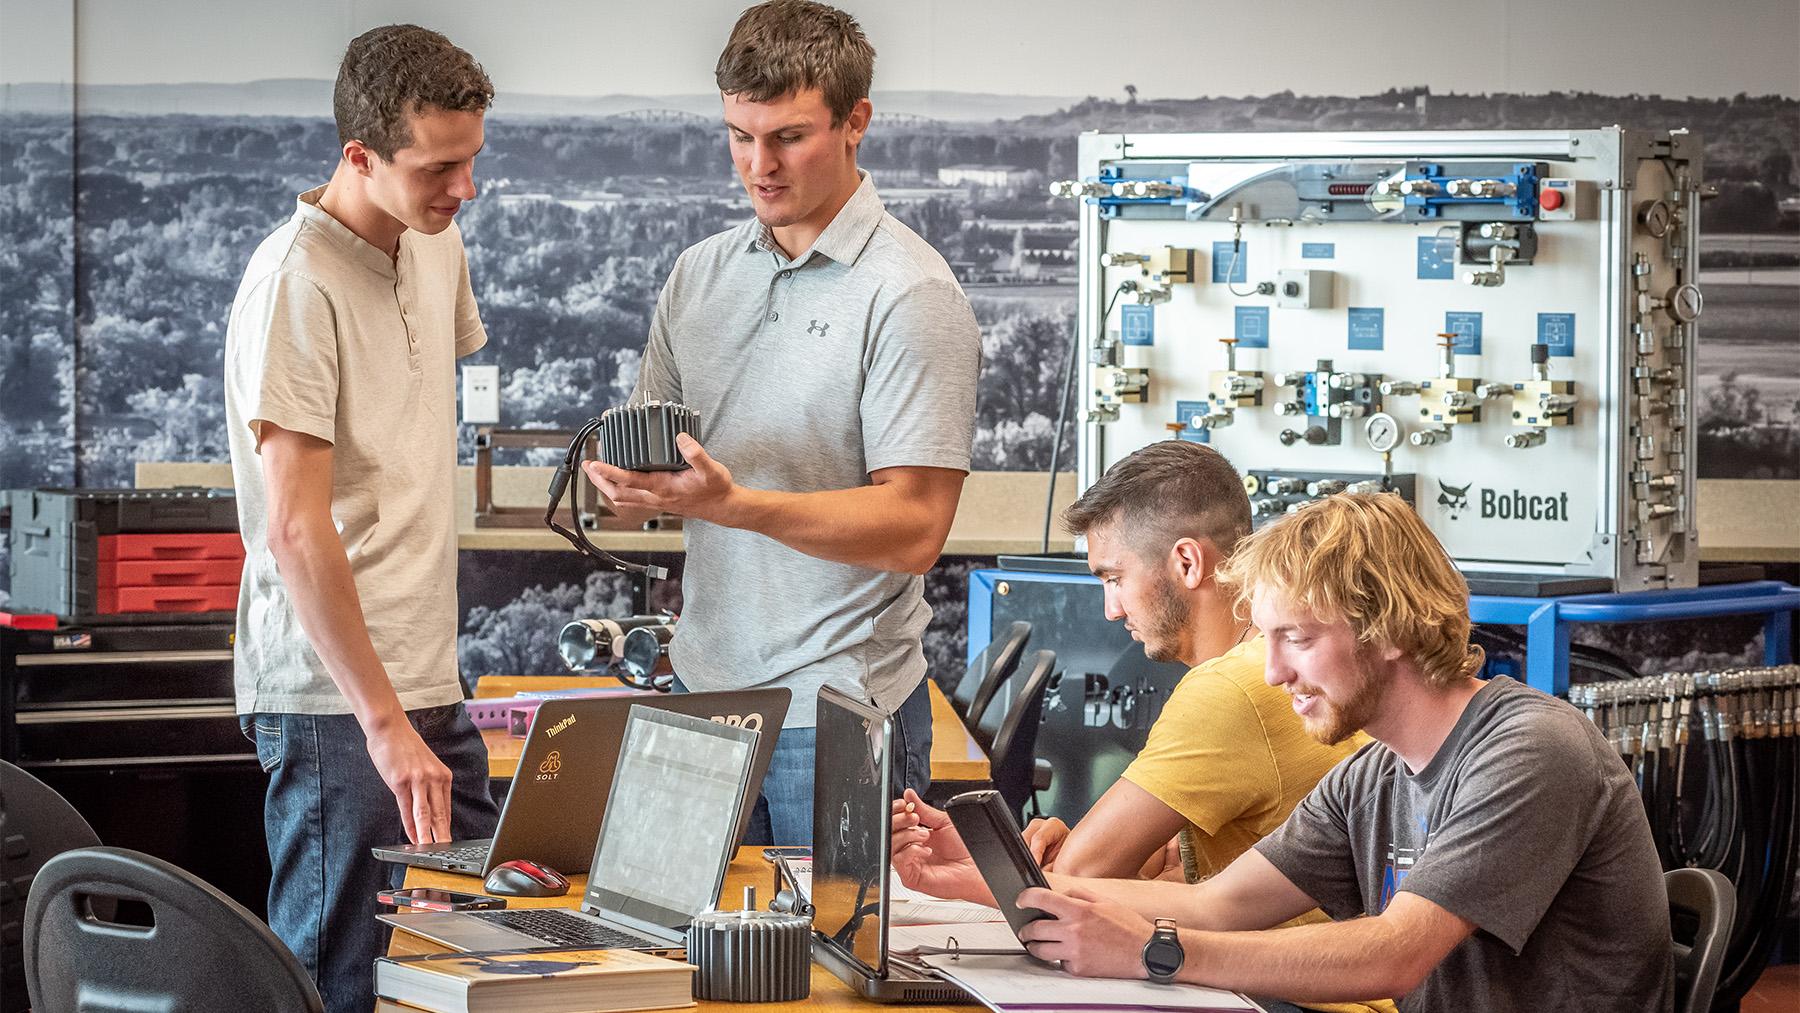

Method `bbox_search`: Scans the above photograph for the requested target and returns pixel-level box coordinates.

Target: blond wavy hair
[1214,493,1482,686]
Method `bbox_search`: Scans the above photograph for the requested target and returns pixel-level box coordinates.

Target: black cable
[1041,280,1133,554]
[1716,734,1796,1005]
[546,419,669,580]
[1040,311,1081,555]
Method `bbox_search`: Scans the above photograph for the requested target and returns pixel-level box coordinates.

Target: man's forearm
[1175,916,1425,1002]
[1044,873,1286,934]
[720,483,950,573]
[266,514,408,731]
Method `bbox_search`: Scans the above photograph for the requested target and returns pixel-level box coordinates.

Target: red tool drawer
[97,584,240,614]
[99,557,244,589]
[97,533,245,562]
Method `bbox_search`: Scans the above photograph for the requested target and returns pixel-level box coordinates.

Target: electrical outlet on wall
[461,364,500,425]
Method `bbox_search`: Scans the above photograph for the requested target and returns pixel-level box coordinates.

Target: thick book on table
[374,945,695,1013]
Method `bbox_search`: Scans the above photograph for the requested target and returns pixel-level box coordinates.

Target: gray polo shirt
[634,172,980,727]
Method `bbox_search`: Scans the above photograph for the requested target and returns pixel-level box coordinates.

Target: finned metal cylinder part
[687,888,812,1002]
[598,401,700,472]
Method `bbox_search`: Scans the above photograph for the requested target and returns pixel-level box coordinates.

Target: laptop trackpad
[379,911,539,953]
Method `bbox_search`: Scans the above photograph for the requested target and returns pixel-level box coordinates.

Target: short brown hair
[1063,440,1253,563]
[1214,492,1483,686]
[715,0,875,125]
[334,25,493,161]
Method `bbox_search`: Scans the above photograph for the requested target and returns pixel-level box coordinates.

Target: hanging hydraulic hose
[1572,665,1799,1010]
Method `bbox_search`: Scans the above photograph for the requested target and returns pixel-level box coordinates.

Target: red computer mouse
[484,859,570,898]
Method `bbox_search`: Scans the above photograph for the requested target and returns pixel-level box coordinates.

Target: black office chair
[950,621,1031,728]
[974,649,1058,819]
[24,846,324,1012]
[1666,866,1734,1013]
[1,760,104,1013]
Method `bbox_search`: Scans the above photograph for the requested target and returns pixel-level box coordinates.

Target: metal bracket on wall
[474,426,596,529]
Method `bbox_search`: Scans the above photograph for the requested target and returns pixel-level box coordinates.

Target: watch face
[1144,933,1184,978]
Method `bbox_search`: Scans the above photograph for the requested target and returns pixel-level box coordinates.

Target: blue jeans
[243,702,498,1013]
[672,678,934,847]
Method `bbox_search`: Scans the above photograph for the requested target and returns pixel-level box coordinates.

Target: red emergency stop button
[1541,187,1565,211]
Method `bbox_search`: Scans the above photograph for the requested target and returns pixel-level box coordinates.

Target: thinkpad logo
[807,319,830,337]
[1437,480,1472,520]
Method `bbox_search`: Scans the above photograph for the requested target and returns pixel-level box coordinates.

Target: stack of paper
[920,952,1264,1013]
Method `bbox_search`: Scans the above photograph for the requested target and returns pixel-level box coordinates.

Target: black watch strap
[1141,917,1184,984]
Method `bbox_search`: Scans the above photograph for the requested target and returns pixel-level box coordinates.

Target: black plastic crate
[5,488,238,620]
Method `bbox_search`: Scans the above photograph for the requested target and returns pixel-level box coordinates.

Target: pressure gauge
[1668,283,1704,324]
[1637,199,1672,238]
[1364,412,1402,454]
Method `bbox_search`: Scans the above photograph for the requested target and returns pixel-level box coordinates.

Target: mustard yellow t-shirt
[1121,636,1395,1013]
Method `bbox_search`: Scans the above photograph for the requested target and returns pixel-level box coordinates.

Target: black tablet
[943,789,1056,938]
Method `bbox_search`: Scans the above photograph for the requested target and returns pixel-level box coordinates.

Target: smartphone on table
[376,887,506,912]
[944,789,1056,938]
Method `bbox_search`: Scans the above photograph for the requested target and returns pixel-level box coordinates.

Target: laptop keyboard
[470,909,660,949]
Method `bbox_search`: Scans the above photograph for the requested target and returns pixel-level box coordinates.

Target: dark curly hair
[715,0,874,125]
[334,24,493,161]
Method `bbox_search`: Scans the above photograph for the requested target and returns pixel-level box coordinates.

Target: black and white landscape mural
[2,0,1795,685]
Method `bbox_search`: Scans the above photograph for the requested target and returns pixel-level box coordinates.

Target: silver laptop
[371,689,788,877]
[380,705,757,953]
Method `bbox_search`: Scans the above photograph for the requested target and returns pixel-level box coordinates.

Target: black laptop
[372,688,788,876]
[809,685,972,1004]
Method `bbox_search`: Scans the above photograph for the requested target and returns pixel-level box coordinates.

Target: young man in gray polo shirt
[224,26,499,1011]
[584,0,980,845]
[963,495,1671,1013]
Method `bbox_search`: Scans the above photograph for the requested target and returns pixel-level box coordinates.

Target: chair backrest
[24,846,324,1013]
[977,649,1057,818]
[952,621,1031,727]
[1,760,102,1013]
[968,622,1029,729]
[1666,866,1735,1013]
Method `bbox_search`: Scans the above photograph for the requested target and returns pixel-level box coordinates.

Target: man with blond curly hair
[964,494,1672,1013]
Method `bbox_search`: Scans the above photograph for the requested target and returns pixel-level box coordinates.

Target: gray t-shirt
[1255,677,1672,1013]
[633,171,980,727]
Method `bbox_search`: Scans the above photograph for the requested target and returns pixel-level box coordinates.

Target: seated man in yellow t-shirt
[893,440,1388,1013]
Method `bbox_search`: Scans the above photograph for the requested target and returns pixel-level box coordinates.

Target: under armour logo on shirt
[807,320,830,337]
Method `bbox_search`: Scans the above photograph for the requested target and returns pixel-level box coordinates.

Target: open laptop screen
[811,686,894,977]
[586,705,757,930]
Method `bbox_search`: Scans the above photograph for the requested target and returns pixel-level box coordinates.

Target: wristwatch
[1141,917,1184,984]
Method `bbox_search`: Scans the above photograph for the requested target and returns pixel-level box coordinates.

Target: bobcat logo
[1437,480,1473,520]
[807,319,830,337]
[536,750,563,781]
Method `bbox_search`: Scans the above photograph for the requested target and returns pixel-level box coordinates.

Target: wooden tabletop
[474,677,989,782]
[391,847,978,1012]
